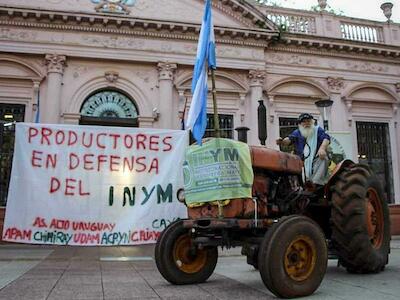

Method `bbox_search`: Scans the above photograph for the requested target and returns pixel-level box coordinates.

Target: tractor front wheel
[154,220,218,284]
[331,164,390,273]
[258,215,327,298]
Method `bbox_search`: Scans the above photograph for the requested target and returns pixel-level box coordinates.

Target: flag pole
[211,67,223,218]
[210,69,220,138]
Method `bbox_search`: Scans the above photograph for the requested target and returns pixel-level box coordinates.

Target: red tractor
[155,145,390,298]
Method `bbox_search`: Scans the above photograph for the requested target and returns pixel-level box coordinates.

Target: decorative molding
[177,89,186,114]
[61,112,81,125]
[268,51,399,74]
[326,77,344,93]
[104,71,119,83]
[218,46,243,59]
[135,71,151,83]
[395,83,400,93]
[269,115,275,123]
[266,95,275,123]
[213,1,254,28]
[157,62,177,81]
[393,103,399,115]
[248,70,266,87]
[288,55,316,65]
[344,98,352,112]
[345,61,389,73]
[44,54,66,74]
[72,65,90,79]
[138,116,155,128]
[92,0,136,14]
[272,36,400,58]
[32,80,40,112]
[212,0,277,30]
[0,55,44,80]
[267,95,275,107]
[0,19,270,48]
[0,27,38,41]
[239,93,246,106]
[342,97,353,126]
[0,7,275,48]
[0,0,276,31]
[2,7,400,58]
[81,35,145,49]
[269,53,317,66]
[269,46,400,65]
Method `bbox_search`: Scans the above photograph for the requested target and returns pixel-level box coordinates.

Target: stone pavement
[0,238,399,300]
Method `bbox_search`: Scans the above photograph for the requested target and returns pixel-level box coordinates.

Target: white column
[157,62,177,129]
[326,77,346,131]
[43,54,66,124]
[266,95,279,148]
[30,81,41,122]
[248,70,266,145]
[394,103,400,204]
[177,89,187,130]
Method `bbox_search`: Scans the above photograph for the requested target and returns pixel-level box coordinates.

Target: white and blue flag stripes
[185,0,216,145]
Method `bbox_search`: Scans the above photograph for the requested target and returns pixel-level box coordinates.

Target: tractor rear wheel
[331,164,390,273]
[154,220,218,284]
[258,215,327,298]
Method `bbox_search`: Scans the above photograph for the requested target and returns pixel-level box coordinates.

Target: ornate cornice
[0,20,271,48]
[269,45,400,65]
[271,33,400,60]
[2,6,400,59]
[0,6,276,48]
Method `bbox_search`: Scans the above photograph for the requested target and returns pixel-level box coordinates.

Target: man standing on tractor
[276,113,330,185]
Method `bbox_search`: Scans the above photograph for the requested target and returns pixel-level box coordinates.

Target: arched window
[80,90,139,127]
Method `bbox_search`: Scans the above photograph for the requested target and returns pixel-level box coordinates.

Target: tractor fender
[324,159,355,198]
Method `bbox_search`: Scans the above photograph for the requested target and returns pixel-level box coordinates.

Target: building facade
[0,0,399,217]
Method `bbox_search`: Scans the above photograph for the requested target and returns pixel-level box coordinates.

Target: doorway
[0,103,25,206]
[356,121,394,203]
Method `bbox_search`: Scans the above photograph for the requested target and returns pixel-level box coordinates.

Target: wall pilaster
[44,54,66,124]
[326,76,345,131]
[248,70,266,145]
[157,62,177,129]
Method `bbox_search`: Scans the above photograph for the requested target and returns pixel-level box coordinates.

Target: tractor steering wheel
[303,142,311,161]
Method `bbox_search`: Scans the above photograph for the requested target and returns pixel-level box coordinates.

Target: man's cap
[298,113,314,123]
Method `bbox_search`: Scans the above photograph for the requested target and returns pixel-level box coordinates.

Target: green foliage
[310,4,344,16]
[254,1,344,16]
[254,0,289,6]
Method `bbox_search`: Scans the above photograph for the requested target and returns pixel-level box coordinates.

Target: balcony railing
[258,5,400,46]
[340,22,384,43]
[267,13,316,34]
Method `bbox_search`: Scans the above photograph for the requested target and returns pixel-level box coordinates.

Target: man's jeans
[310,157,329,185]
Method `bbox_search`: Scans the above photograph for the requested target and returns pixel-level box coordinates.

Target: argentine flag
[185,0,216,145]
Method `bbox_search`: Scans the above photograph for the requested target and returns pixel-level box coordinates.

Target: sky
[274,0,400,22]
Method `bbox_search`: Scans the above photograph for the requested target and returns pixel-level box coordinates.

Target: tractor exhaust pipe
[258,99,267,145]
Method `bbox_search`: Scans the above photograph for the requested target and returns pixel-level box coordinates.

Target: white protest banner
[2,123,188,246]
